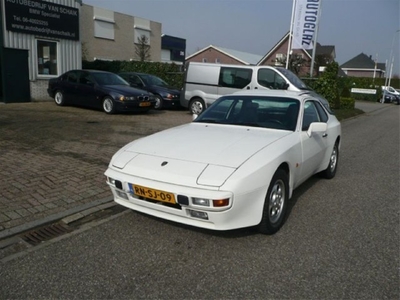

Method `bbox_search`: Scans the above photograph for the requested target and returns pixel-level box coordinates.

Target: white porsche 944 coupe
[105,90,341,234]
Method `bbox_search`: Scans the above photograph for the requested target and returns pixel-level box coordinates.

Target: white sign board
[351,88,377,94]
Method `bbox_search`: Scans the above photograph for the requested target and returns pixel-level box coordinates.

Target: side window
[79,72,94,85]
[315,101,328,122]
[129,75,144,87]
[302,101,320,131]
[219,67,252,89]
[66,72,78,83]
[258,69,287,90]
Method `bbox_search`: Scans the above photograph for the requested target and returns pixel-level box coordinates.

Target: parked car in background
[105,89,341,235]
[47,70,156,114]
[180,62,331,114]
[119,72,181,110]
[380,86,400,104]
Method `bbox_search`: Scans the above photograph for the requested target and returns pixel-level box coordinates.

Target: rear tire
[189,98,205,115]
[54,91,65,106]
[258,169,289,235]
[103,97,116,114]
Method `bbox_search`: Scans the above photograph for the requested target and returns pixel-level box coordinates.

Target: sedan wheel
[54,91,65,106]
[154,95,163,110]
[103,97,116,114]
[258,169,288,235]
[321,141,339,179]
[190,98,205,115]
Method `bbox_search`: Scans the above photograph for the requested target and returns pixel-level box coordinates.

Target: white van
[181,62,330,114]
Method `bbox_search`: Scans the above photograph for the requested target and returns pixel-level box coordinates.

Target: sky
[83,0,400,74]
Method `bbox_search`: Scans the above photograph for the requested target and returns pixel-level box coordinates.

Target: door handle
[322,133,328,137]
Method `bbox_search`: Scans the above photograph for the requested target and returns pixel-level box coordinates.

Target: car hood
[102,85,150,96]
[109,123,291,187]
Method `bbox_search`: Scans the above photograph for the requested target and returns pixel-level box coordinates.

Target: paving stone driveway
[0,102,192,234]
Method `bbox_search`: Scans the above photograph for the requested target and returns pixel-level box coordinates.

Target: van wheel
[189,98,205,114]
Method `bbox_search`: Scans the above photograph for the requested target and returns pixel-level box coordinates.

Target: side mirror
[307,122,327,137]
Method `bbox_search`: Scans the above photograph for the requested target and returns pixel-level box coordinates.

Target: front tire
[189,98,205,115]
[54,91,65,106]
[154,95,163,110]
[258,169,289,235]
[320,141,339,179]
[102,97,116,114]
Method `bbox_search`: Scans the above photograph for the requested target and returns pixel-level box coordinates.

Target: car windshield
[194,95,300,131]
[275,67,309,90]
[139,74,169,87]
[92,72,130,86]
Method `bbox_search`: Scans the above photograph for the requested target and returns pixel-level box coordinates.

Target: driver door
[299,100,329,181]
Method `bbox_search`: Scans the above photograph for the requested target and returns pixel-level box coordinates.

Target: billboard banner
[292,0,321,50]
[4,0,79,41]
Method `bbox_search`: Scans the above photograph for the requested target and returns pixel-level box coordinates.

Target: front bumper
[162,98,181,108]
[115,100,156,111]
[104,168,265,231]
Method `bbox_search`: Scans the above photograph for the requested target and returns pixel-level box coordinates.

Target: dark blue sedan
[119,72,181,110]
[47,70,156,114]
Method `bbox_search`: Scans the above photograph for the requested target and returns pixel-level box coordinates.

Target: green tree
[135,35,151,62]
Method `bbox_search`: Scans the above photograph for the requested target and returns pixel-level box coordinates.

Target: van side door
[217,67,253,97]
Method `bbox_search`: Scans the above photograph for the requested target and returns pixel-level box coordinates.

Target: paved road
[0,103,192,237]
[0,101,398,299]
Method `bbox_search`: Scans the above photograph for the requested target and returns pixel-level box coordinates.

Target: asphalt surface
[0,100,398,299]
[0,100,390,239]
[0,102,192,239]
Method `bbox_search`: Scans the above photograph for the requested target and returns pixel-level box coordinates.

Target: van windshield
[276,67,309,90]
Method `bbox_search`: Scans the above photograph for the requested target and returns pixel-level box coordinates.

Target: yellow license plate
[130,184,176,204]
[139,102,151,107]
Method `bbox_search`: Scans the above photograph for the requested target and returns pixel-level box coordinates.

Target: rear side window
[302,100,328,130]
[315,101,328,122]
[219,67,252,89]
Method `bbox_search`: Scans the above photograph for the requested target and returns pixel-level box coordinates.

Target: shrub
[308,62,341,108]
[340,97,355,109]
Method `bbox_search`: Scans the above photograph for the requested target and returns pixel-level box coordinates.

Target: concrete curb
[0,196,113,240]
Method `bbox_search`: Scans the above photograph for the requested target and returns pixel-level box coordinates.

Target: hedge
[82,60,185,89]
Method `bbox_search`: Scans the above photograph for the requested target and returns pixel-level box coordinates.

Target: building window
[93,7,115,40]
[275,53,285,66]
[202,58,208,63]
[134,28,150,44]
[215,58,220,63]
[94,19,115,40]
[37,40,58,76]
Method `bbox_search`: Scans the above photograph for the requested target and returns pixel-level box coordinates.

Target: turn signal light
[213,199,229,207]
